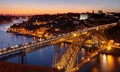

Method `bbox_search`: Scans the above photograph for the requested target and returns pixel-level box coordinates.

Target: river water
[0,18,56,67]
[0,19,120,72]
[78,54,120,72]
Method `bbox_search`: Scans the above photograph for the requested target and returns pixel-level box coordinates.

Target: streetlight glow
[73,33,77,37]
[107,46,111,50]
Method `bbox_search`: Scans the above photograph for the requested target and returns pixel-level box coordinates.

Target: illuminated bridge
[0,22,118,72]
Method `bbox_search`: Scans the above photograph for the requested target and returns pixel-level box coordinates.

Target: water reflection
[107,55,114,71]
[117,57,120,63]
[100,54,107,71]
[18,54,27,64]
[0,31,33,48]
[0,19,70,67]
[89,54,120,72]
[0,18,33,48]
[91,67,98,72]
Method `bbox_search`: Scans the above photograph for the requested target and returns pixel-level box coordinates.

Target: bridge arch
[53,31,108,72]
[81,31,108,52]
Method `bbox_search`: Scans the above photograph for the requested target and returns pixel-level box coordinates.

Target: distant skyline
[0,0,120,15]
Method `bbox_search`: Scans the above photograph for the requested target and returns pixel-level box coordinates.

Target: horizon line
[0,11,120,16]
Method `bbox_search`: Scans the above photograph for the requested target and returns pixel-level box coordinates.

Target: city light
[101,41,106,44]
[107,39,114,50]
[0,0,119,71]
[96,27,99,30]
[57,66,61,70]
[82,31,87,34]
[107,46,111,50]
[73,33,77,37]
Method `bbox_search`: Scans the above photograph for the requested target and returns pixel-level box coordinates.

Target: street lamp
[73,33,77,37]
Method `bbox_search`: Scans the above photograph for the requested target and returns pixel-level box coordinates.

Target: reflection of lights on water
[102,54,107,64]
[92,67,98,72]
[107,55,114,69]
[38,48,44,56]
[101,54,115,71]
[117,57,120,63]
[100,54,107,71]
[103,54,106,60]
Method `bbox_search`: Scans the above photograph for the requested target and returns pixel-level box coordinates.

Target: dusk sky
[0,0,120,15]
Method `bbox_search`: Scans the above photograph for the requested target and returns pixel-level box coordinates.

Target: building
[80,14,88,20]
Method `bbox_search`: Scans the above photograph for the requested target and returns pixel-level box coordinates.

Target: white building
[80,14,88,20]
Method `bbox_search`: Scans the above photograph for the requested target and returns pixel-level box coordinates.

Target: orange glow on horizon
[0,0,120,15]
[0,4,94,15]
[0,6,109,15]
[0,9,89,15]
[0,6,119,15]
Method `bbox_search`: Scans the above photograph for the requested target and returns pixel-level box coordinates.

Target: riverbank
[0,61,58,72]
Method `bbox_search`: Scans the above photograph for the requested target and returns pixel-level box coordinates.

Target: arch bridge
[52,23,117,72]
[0,23,118,72]
[52,30,108,72]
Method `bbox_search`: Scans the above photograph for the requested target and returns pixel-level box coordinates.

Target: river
[79,54,120,72]
[0,18,55,67]
[0,19,120,72]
